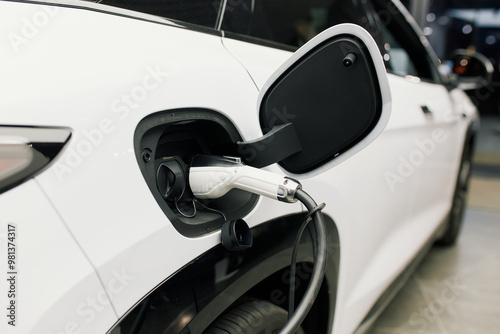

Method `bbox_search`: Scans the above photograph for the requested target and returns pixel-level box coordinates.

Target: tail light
[0,126,70,194]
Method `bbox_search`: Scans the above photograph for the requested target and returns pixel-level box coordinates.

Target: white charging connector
[189,155,301,203]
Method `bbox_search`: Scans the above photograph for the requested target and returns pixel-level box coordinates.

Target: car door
[218,0,460,332]
[369,0,466,230]
[368,1,464,236]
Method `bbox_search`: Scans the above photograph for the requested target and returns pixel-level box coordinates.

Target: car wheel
[204,300,305,334]
[437,140,473,246]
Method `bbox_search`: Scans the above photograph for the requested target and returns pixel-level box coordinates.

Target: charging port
[134,109,259,237]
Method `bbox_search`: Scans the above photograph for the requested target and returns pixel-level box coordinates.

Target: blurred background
[402,0,500,115]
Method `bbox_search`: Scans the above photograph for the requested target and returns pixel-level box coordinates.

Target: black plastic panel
[260,36,382,174]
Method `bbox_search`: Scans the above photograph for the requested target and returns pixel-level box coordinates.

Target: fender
[108,213,340,334]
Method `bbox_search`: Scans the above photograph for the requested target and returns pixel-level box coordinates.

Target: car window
[378,23,419,77]
[220,0,375,48]
[220,0,436,81]
[367,0,435,80]
[96,0,222,28]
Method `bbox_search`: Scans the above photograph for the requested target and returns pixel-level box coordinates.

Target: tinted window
[378,24,419,77]
[221,0,436,80]
[221,0,374,48]
[98,0,222,28]
[368,0,435,80]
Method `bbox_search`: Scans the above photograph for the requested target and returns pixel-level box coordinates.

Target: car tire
[437,138,473,246]
[204,300,305,334]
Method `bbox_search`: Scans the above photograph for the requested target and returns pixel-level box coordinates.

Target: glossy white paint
[0,1,478,334]
[0,181,117,334]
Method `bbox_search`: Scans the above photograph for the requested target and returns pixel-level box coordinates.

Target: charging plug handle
[189,156,301,203]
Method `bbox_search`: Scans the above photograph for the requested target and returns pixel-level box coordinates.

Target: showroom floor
[368,115,500,334]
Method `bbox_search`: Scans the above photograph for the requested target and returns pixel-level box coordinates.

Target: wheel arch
[108,213,340,334]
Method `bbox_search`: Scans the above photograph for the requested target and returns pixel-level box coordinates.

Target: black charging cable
[288,202,325,317]
[280,189,327,334]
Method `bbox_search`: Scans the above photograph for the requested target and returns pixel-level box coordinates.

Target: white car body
[0,0,478,333]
